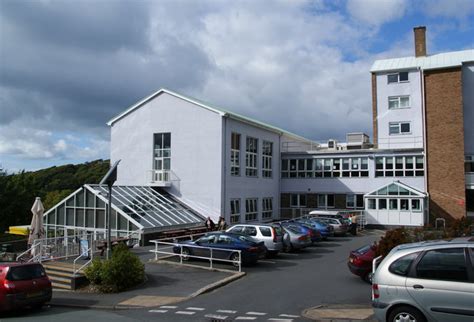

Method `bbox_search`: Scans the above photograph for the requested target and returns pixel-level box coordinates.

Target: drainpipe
[420,67,429,225]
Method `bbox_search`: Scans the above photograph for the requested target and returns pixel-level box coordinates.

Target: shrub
[445,217,473,238]
[375,227,413,257]
[84,243,145,293]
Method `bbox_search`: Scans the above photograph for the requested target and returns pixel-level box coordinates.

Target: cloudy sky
[1,0,473,172]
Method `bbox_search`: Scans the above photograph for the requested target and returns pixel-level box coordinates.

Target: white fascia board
[107,88,225,126]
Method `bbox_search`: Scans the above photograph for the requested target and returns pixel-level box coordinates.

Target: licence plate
[27,291,43,298]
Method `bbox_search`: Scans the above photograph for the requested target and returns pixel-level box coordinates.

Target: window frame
[290,194,307,208]
[245,137,258,177]
[231,133,241,176]
[375,156,424,178]
[389,121,411,135]
[388,95,411,109]
[230,199,241,224]
[262,197,273,220]
[387,71,409,84]
[262,141,273,178]
[245,198,258,222]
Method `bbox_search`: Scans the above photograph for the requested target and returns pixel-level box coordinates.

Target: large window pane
[416,248,468,282]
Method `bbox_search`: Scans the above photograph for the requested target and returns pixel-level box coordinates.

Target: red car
[347,243,377,283]
[0,262,52,312]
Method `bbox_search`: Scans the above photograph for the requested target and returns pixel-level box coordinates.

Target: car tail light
[272,227,277,242]
[352,256,363,266]
[3,280,16,292]
[372,283,379,299]
[248,247,259,252]
[298,235,308,241]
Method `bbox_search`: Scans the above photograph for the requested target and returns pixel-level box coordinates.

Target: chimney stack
[414,26,427,57]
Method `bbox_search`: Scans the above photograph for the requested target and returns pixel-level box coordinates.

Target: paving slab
[302,304,377,322]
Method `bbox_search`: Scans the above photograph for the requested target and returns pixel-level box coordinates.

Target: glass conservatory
[43,184,205,242]
[364,181,427,226]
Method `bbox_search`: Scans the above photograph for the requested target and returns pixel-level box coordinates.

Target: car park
[348,243,377,283]
[173,232,267,266]
[372,238,474,322]
[226,224,284,255]
[0,262,52,312]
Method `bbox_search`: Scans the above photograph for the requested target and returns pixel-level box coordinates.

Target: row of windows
[367,198,422,212]
[282,158,369,178]
[230,197,273,223]
[289,194,364,209]
[231,133,273,178]
[375,156,424,177]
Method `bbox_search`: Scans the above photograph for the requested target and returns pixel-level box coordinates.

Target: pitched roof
[107,88,314,143]
[370,49,474,73]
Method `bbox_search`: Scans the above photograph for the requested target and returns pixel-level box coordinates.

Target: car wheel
[230,252,240,267]
[181,247,191,261]
[32,302,44,310]
[388,306,426,322]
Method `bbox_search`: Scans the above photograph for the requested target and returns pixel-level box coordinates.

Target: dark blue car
[296,219,334,240]
[172,232,266,266]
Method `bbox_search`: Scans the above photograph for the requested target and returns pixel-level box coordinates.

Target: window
[262,198,273,219]
[389,252,419,276]
[230,199,240,224]
[262,141,273,178]
[317,194,334,208]
[465,155,474,173]
[388,96,410,109]
[346,194,364,209]
[245,198,258,222]
[243,226,257,236]
[368,199,376,210]
[285,157,369,178]
[400,199,409,211]
[387,71,409,83]
[246,137,258,177]
[290,194,306,208]
[231,133,240,176]
[416,248,468,282]
[375,156,424,177]
[259,227,272,237]
[153,133,171,182]
[379,199,387,210]
[389,199,398,210]
[411,199,421,212]
[389,122,411,135]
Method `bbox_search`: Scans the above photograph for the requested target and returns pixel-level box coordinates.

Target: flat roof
[370,49,474,73]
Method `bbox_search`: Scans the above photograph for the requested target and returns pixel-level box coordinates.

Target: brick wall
[424,67,466,220]
[371,73,378,148]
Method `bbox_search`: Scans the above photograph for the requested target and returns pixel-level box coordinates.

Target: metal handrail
[73,247,94,276]
[149,240,242,272]
[16,240,39,262]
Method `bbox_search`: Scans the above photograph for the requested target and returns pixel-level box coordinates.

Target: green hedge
[85,243,145,293]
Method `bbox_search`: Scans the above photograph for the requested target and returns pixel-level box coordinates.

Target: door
[406,247,474,322]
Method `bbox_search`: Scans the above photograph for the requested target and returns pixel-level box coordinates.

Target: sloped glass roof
[87,185,204,230]
[366,181,426,197]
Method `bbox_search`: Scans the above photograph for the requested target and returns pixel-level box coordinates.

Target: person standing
[217,216,227,231]
[205,217,215,231]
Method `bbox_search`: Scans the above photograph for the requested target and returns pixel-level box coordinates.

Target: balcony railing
[148,169,174,187]
[377,136,423,149]
[281,141,320,153]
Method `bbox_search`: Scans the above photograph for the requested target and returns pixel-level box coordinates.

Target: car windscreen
[285,226,301,234]
[355,245,371,254]
[6,264,46,281]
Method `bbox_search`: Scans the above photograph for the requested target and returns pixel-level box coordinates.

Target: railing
[281,141,320,153]
[73,247,94,276]
[147,169,181,186]
[377,136,423,149]
[149,240,242,272]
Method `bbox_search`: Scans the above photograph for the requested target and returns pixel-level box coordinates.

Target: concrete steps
[43,261,86,290]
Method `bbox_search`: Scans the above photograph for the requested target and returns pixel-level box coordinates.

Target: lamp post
[99,160,121,260]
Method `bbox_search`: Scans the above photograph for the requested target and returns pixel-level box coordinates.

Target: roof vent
[346,133,371,150]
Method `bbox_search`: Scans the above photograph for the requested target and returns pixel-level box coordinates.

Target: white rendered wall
[376,70,424,149]
[110,92,223,219]
[463,63,474,155]
[223,118,281,223]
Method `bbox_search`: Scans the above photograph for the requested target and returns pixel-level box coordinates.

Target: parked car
[0,262,52,312]
[280,225,312,251]
[281,221,322,243]
[348,243,377,283]
[309,211,351,225]
[313,217,348,236]
[226,224,284,256]
[297,219,334,240]
[372,238,474,322]
[172,232,266,266]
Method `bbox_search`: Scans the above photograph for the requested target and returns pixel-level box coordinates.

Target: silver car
[281,224,312,251]
[312,217,348,236]
[372,238,474,322]
[226,224,284,255]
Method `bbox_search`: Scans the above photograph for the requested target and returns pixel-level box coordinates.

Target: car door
[405,247,474,322]
[194,235,216,258]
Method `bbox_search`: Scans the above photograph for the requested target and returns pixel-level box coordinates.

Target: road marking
[268,319,293,321]
[149,309,168,313]
[205,314,229,320]
[280,253,299,256]
[235,317,257,320]
[160,305,177,309]
[175,311,196,315]
[217,310,237,314]
[259,260,276,264]
[246,311,267,316]
[186,307,205,311]
[279,314,299,318]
